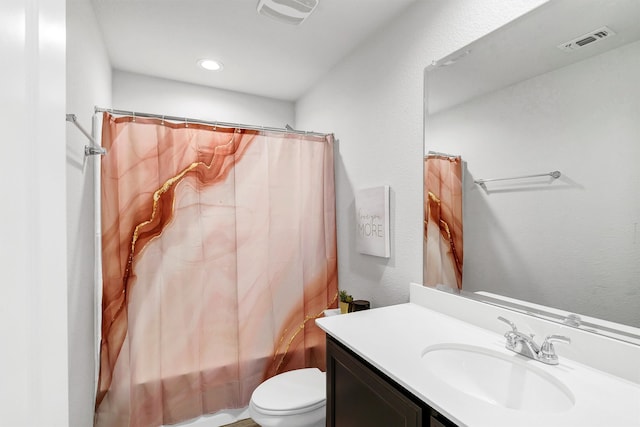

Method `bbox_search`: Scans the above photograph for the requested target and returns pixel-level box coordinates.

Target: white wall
[295,0,547,307]
[66,0,112,425]
[0,0,69,425]
[113,70,295,128]
[427,40,640,326]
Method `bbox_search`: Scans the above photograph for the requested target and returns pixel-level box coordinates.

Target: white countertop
[316,303,640,427]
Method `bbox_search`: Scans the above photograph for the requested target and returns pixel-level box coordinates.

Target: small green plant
[339,290,353,303]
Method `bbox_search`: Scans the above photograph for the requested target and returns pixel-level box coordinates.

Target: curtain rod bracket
[85,146,107,156]
[66,113,106,156]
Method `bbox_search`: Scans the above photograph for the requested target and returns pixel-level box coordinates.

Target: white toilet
[249,368,326,427]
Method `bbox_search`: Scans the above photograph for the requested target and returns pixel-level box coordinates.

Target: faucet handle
[497,316,518,332]
[538,335,571,365]
[543,334,571,344]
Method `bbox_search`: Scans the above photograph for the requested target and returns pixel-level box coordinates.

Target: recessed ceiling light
[198,59,224,71]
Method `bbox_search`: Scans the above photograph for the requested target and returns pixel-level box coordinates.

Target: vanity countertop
[316,302,640,427]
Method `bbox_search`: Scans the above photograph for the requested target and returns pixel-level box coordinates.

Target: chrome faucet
[498,316,571,365]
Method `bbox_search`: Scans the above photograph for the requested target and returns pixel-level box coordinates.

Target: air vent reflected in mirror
[557,26,616,52]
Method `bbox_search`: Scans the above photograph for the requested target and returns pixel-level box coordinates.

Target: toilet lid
[251,368,326,415]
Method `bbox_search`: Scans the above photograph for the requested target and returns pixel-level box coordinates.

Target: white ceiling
[91,0,418,101]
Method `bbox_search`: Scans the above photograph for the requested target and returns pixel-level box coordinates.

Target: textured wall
[112,70,295,129]
[295,0,547,307]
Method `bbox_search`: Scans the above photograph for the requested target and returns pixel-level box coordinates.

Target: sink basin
[420,343,575,413]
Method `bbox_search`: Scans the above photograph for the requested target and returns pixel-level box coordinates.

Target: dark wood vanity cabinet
[326,336,457,427]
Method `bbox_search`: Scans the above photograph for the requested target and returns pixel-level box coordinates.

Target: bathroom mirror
[424,0,640,345]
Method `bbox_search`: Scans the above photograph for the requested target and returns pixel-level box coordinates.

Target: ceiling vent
[257,0,319,25]
[557,26,616,52]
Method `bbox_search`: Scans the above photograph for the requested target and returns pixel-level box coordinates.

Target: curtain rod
[94,107,332,138]
[426,150,460,158]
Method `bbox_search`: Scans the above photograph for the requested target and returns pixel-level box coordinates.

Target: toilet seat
[250,368,326,416]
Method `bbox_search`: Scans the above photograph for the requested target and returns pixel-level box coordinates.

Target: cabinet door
[327,337,423,427]
[431,415,455,427]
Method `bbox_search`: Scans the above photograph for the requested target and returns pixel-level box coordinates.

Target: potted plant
[339,290,353,314]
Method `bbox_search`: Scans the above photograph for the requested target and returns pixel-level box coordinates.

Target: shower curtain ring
[132,112,136,122]
[185,117,189,128]
[161,115,165,125]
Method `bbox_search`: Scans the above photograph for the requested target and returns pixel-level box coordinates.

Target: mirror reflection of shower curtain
[94,112,338,427]
[423,154,463,291]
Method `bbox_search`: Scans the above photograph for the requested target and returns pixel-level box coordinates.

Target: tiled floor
[221,419,259,427]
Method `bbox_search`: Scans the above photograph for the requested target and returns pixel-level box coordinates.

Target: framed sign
[355,185,390,258]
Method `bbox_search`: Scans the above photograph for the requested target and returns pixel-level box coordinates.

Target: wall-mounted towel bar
[66,114,106,156]
[474,170,561,185]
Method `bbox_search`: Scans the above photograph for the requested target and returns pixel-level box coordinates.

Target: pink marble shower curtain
[95,113,338,427]
[424,154,463,291]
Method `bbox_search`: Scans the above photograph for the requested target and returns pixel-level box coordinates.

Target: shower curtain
[95,112,338,427]
[423,154,463,291]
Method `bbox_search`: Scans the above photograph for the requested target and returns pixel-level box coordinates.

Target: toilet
[249,368,326,427]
